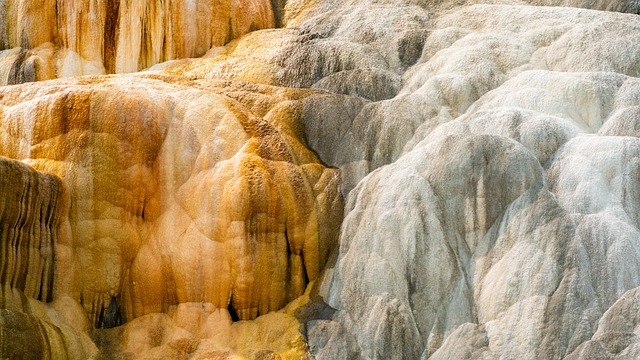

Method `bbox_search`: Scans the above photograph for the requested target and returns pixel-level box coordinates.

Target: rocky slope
[1,0,640,359]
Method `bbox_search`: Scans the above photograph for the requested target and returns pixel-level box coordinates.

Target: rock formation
[0,157,96,359]
[1,0,640,359]
[0,0,277,83]
[0,156,61,302]
[0,74,343,357]
[0,73,343,320]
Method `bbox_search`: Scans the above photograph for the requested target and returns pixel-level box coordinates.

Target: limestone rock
[565,286,640,359]
[333,4,640,193]
[532,0,640,13]
[0,75,343,328]
[0,285,98,359]
[300,2,640,359]
[0,156,63,302]
[156,0,430,93]
[93,308,310,359]
[311,68,402,102]
[167,1,640,197]
[0,0,277,84]
[3,0,640,359]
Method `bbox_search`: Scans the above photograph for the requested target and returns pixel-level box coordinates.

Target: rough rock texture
[0,74,343,358]
[155,0,640,193]
[0,286,97,359]
[0,74,342,326]
[92,306,311,359]
[0,0,277,83]
[565,286,640,359]
[0,158,94,359]
[300,2,640,360]
[0,157,63,302]
[2,0,640,359]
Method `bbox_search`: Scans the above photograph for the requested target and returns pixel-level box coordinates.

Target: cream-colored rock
[318,130,640,358]
[565,286,640,359]
[334,4,640,192]
[284,1,640,359]
[155,29,301,90]
[531,0,640,13]
[319,134,563,358]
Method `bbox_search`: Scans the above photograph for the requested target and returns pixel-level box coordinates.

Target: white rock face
[299,2,640,359]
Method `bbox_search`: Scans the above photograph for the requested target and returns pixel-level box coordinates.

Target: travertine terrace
[1,0,640,359]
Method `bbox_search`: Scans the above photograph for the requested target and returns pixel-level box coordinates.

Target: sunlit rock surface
[0,0,277,83]
[2,0,640,359]
[0,73,342,321]
[0,74,342,358]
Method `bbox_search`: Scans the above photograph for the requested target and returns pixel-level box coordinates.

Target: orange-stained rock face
[0,74,342,326]
[0,0,277,82]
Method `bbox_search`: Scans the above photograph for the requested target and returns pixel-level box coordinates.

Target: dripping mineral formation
[1,0,640,359]
[0,0,277,82]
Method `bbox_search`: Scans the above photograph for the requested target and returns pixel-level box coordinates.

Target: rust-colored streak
[103,0,120,74]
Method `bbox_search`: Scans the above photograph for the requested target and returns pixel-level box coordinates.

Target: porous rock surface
[1,0,640,359]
